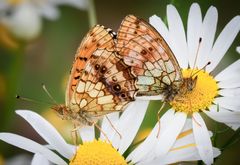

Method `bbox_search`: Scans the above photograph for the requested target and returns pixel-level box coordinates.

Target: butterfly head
[51,104,71,120]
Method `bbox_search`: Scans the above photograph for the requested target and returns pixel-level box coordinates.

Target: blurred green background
[0,0,240,164]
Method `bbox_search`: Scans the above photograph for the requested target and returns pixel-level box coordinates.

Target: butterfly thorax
[52,104,93,126]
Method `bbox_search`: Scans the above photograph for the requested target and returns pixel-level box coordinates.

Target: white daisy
[0,0,88,40]
[139,3,240,164]
[0,101,220,164]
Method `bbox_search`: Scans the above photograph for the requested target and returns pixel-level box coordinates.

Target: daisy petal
[114,101,149,154]
[0,133,67,165]
[215,60,240,81]
[197,6,218,68]
[127,110,175,163]
[16,110,74,159]
[205,106,240,130]
[155,111,187,156]
[219,88,240,97]
[31,153,50,165]
[192,113,213,165]
[214,97,240,111]
[78,126,95,142]
[38,4,60,20]
[187,3,202,67]
[149,15,170,44]
[218,78,240,88]
[207,16,240,72]
[100,112,119,140]
[167,5,188,68]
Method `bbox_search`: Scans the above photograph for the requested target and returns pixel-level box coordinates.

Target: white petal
[205,106,240,130]
[207,16,240,72]
[218,78,240,88]
[135,95,163,100]
[167,5,188,68]
[192,113,213,165]
[197,6,218,68]
[37,4,60,20]
[112,101,149,154]
[0,133,67,165]
[31,153,50,165]
[56,0,88,9]
[100,112,119,140]
[215,60,240,81]
[149,15,170,44]
[237,46,240,54]
[127,122,159,163]
[214,97,240,111]
[187,3,202,68]
[219,88,240,97]
[154,112,187,156]
[78,126,95,142]
[127,109,175,163]
[16,110,74,159]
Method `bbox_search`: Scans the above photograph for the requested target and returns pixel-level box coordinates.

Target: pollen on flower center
[70,139,127,165]
[170,69,218,113]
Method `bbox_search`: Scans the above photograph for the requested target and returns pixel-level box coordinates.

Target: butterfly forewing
[66,25,116,106]
[117,15,183,98]
[65,25,137,123]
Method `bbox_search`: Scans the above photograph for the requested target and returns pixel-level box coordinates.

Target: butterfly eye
[95,64,100,70]
[100,66,107,74]
[113,84,121,92]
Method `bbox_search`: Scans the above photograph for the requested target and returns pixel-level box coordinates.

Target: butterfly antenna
[42,83,58,105]
[190,37,202,77]
[191,61,211,78]
[16,95,52,105]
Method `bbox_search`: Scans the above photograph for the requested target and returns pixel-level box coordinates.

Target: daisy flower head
[0,101,220,164]
[0,0,88,40]
[144,3,240,164]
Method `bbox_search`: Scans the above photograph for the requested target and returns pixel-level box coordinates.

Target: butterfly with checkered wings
[52,25,137,126]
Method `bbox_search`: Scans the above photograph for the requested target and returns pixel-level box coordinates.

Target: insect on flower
[52,25,138,133]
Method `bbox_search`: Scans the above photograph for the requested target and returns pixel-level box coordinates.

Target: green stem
[87,0,97,27]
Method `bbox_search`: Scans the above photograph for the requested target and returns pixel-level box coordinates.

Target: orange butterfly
[52,25,137,127]
[116,15,195,102]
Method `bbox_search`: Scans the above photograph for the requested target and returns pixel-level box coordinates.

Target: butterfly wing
[66,25,116,106]
[117,15,183,98]
[70,48,137,117]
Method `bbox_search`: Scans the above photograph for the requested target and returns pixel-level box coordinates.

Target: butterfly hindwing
[117,15,183,97]
[71,49,137,117]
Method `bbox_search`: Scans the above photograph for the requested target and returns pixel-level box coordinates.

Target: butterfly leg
[92,122,111,144]
[71,123,79,146]
[105,115,122,139]
[156,102,166,138]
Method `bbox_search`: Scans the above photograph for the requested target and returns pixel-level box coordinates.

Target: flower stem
[87,0,97,28]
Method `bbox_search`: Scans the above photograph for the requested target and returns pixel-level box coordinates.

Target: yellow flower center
[70,140,127,165]
[170,69,218,113]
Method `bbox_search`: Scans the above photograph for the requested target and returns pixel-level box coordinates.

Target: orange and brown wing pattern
[69,48,137,117]
[66,25,116,106]
[116,15,183,97]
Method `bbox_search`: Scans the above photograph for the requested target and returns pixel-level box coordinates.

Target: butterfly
[116,15,196,102]
[52,25,137,127]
